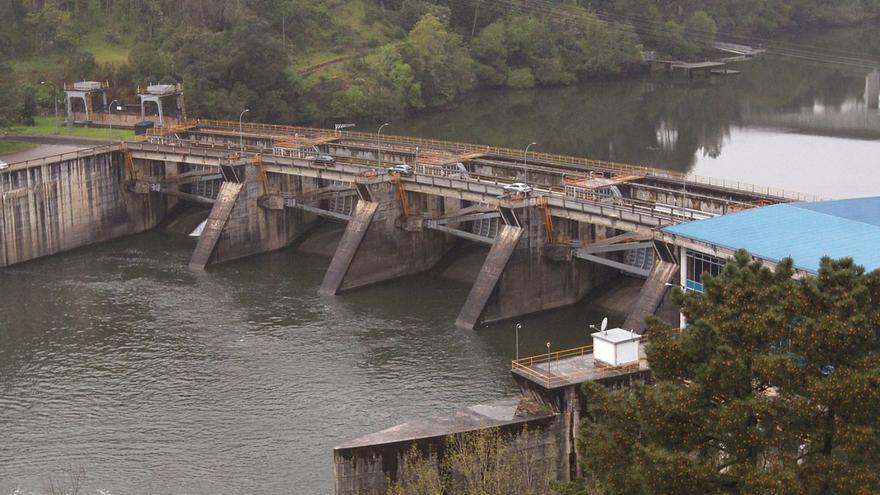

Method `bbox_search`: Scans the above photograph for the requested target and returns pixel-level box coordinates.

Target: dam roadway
[0,119,820,329]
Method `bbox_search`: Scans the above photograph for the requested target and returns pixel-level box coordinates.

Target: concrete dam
[0,119,817,329]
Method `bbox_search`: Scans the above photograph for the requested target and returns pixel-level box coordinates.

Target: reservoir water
[2,25,879,495]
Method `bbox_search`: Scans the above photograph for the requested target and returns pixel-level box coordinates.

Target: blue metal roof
[662,196,880,274]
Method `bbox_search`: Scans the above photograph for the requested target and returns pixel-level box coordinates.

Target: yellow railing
[185,119,823,202]
[511,342,648,387]
[511,344,594,387]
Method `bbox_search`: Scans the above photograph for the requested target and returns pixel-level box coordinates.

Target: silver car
[387,164,414,176]
[503,182,533,196]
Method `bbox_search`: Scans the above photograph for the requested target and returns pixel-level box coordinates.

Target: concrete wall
[334,413,565,495]
[0,150,166,267]
[210,166,319,264]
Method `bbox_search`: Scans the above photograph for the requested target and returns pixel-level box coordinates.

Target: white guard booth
[591,328,642,367]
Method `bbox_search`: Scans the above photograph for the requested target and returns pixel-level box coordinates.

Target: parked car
[311,154,336,166]
[503,182,533,196]
[387,164,414,176]
[0,160,7,171]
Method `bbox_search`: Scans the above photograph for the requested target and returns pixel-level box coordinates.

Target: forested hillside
[0,0,878,126]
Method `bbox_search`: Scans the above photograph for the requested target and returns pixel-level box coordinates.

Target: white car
[503,182,532,196]
[387,164,414,176]
[0,160,8,170]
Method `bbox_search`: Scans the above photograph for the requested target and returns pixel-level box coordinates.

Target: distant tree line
[0,0,878,126]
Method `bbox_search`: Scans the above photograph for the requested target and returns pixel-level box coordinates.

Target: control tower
[63,80,109,125]
[138,83,186,127]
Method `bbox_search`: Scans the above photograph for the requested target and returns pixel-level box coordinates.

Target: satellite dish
[601,317,608,333]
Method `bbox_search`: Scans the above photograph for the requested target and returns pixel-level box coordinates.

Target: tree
[570,251,880,495]
[402,14,474,108]
[685,11,718,54]
[386,427,558,495]
[343,45,422,118]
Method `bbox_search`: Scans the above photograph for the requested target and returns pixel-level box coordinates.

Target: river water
[2,25,879,495]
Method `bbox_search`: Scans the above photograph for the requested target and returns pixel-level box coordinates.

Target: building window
[685,251,725,293]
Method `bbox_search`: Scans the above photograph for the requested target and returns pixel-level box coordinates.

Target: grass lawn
[80,29,131,65]
[0,140,36,155]
[8,116,134,140]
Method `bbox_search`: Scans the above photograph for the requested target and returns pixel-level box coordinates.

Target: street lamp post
[239,108,250,153]
[107,99,119,140]
[546,341,551,387]
[377,122,389,170]
[524,142,536,184]
[515,323,521,362]
[40,81,58,135]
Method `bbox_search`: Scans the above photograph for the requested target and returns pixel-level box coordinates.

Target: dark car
[312,154,336,166]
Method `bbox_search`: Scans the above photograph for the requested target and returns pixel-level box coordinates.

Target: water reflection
[390,25,879,197]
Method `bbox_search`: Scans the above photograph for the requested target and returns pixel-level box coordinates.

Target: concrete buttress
[457,206,611,330]
[189,182,243,270]
[188,163,318,270]
[621,260,678,333]
[455,224,524,330]
[319,179,453,295]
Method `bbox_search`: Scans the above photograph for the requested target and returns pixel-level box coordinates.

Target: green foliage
[685,11,718,54]
[1,0,878,122]
[172,17,303,122]
[7,116,133,139]
[0,140,36,155]
[568,251,880,495]
[386,427,557,495]
[472,11,640,89]
[401,15,474,108]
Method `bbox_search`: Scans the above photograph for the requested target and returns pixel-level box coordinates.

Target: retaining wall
[0,150,166,267]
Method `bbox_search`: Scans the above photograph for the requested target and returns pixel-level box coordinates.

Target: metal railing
[511,344,595,387]
[121,142,706,228]
[189,119,824,203]
[511,343,646,388]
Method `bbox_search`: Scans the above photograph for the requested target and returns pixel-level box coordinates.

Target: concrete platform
[335,397,551,450]
[512,345,649,390]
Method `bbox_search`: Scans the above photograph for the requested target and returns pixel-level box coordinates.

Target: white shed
[591,328,642,367]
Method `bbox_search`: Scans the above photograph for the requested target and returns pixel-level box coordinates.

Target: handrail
[511,342,647,387]
[190,118,823,202]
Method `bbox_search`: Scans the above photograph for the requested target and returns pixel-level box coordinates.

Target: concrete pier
[189,182,242,270]
[190,164,318,270]
[320,180,453,294]
[319,200,379,295]
[455,224,523,329]
[457,206,614,330]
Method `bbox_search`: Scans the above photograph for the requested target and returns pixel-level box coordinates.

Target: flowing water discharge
[1,25,879,495]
